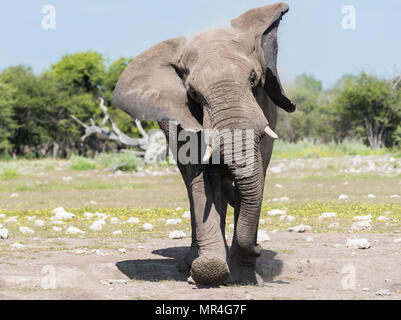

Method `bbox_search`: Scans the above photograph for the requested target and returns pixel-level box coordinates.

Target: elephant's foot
[177,244,199,272]
[190,254,230,286]
[226,254,263,286]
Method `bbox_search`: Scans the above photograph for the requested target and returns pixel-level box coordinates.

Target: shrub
[70,155,97,171]
[98,150,141,172]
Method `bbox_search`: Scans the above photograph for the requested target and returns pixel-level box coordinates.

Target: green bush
[70,155,97,171]
[0,165,18,180]
[98,151,141,171]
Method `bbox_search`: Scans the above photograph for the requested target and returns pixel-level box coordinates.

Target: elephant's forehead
[184,28,255,60]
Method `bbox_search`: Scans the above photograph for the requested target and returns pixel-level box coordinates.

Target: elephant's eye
[249,72,258,87]
[188,86,201,103]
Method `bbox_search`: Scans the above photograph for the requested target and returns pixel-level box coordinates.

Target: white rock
[306,237,313,243]
[346,238,371,249]
[89,221,104,232]
[257,230,270,242]
[338,194,349,200]
[329,222,339,228]
[65,226,85,235]
[52,208,75,220]
[0,228,9,239]
[100,279,127,285]
[62,176,73,182]
[229,224,235,229]
[0,223,2,229]
[259,219,266,225]
[182,211,191,219]
[19,226,34,234]
[169,230,186,239]
[34,219,45,227]
[53,207,65,213]
[389,194,400,198]
[279,197,290,202]
[52,226,62,232]
[26,216,35,222]
[279,215,296,222]
[84,212,93,218]
[318,212,337,220]
[375,289,391,296]
[142,223,153,231]
[166,218,182,225]
[110,217,119,224]
[0,213,6,219]
[288,224,312,233]
[393,238,401,243]
[351,221,372,232]
[377,216,389,222]
[11,242,24,249]
[51,220,64,225]
[5,216,18,223]
[95,212,107,219]
[275,184,283,188]
[367,194,376,198]
[118,248,126,254]
[112,230,122,235]
[267,209,287,216]
[354,214,372,222]
[334,243,342,248]
[10,193,19,198]
[127,217,139,224]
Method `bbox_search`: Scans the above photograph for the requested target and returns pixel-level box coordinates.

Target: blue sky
[0,0,400,88]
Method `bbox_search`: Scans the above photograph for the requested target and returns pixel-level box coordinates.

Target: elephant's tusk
[264,126,278,140]
[202,145,213,162]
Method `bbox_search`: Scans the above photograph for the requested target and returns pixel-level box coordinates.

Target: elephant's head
[114,3,295,257]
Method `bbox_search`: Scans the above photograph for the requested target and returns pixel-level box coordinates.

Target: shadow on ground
[116,246,283,284]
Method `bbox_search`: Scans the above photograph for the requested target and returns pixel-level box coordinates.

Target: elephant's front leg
[187,164,230,285]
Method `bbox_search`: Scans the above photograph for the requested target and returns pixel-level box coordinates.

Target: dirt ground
[0,232,400,300]
[0,155,400,300]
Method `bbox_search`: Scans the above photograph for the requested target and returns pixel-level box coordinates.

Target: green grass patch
[272,140,386,159]
[1,202,399,241]
[69,155,97,171]
[0,165,19,180]
[98,151,141,172]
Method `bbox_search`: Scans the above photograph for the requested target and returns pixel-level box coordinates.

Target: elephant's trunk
[229,140,264,258]
[204,88,268,259]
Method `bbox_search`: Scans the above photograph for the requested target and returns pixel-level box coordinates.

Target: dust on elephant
[113,2,296,286]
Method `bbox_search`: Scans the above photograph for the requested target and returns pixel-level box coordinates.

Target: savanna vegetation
[0,51,400,161]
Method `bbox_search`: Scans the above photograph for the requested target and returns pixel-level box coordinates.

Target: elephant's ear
[231,2,296,113]
[113,37,203,131]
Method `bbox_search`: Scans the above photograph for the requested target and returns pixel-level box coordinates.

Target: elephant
[113,2,296,286]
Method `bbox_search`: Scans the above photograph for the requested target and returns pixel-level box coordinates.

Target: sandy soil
[1,232,400,300]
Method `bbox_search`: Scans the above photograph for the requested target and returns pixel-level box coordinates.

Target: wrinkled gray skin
[113,3,296,286]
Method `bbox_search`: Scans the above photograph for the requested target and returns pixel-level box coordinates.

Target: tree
[50,51,105,94]
[276,74,334,142]
[0,82,16,155]
[333,72,401,149]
